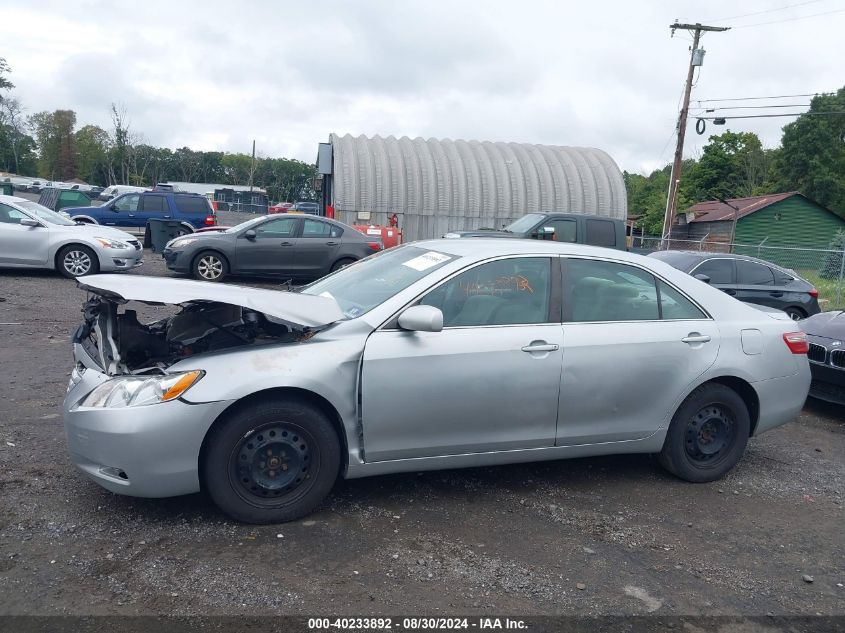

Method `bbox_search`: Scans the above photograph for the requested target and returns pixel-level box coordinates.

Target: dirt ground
[0,252,843,619]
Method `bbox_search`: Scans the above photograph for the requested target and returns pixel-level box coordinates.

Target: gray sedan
[63,239,810,524]
[161,214,382,282]
[0,195,142,278]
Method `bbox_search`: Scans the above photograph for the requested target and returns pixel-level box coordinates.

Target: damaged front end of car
[70,275,346,376]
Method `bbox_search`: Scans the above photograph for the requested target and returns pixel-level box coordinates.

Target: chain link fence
[633,235,845,311]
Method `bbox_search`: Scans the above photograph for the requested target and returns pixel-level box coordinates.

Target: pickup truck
[444,212,626,250]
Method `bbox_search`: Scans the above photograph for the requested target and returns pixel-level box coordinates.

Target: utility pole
[662,22,730,241]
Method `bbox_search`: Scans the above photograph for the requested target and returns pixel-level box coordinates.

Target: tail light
[204,215,216,226]
[809,288,819,298]
[367,241,382,251]
[783,331,808,354]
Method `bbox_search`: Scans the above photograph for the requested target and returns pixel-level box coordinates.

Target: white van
[98,185,149,201]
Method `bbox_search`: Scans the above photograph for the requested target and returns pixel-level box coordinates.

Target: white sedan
[0,195,142,278]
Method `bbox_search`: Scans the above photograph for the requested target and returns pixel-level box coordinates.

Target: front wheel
[202,399,341,524]
[192,251,228,282]
[57,244,100,278]
[658,383,750,483]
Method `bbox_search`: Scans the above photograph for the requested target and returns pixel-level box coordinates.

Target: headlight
[78,370,204,409]
[443,232,461,239]
[95,236,131,249]
[168,237,199,249]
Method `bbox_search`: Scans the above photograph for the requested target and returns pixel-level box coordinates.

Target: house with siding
[671,192,845,250]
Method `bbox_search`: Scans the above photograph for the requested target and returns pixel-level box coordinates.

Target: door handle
[521,343,559,353]
[280,241,293,246]
[325,241,338,246]
[723,289,737,296]
[770,291,784,297]
[682,334,711,344]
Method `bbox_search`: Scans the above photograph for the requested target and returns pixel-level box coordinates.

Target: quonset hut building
[317,133,627,242]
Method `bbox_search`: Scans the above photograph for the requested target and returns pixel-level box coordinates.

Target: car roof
[0,194,30,204]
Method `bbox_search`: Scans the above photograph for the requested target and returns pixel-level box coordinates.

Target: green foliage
[773,88,845,217]
[684,131,771,202]
[820,230,845,280]
[28,110,78,179]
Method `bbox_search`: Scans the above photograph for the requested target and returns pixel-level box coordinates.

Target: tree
[772,87,845,216]
[28,109,79,180]
[0,57,13,92]
[75,125,111,185]
[684,131,769,201]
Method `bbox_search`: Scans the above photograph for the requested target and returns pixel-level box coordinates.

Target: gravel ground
[0,253,843,618]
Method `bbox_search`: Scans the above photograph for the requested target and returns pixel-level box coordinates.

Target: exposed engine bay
[73,296,306,375]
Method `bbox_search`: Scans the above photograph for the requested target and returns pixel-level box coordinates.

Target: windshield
[300,245,458,318]
[17,200,76,226]
[504,213,545,234]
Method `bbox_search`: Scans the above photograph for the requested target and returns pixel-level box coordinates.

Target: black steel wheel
[331,257,356,272]
[203,398,340,523]
[228,423,319,507]
[658,383,750,482]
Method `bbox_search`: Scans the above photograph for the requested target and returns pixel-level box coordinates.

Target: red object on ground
[352,224,403,249]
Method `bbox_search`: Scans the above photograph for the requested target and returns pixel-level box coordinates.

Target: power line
[732,7,845,28]
[695,92,830,103]
[690,103,812,111]
[694,111,845,120]
[705,0,824,23]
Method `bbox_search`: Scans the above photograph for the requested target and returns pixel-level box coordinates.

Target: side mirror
[694,273,711,284]
[244,229,257,240]
[398,305,443,333]
[20,218,41,227]
[533,226,554,240]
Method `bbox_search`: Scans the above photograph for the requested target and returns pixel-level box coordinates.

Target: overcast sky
[2,0,843,175]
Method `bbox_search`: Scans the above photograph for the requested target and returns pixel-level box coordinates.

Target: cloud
[1,0,842,175]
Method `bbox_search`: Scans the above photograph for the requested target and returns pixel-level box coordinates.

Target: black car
[803,311,845,404]
[162,214,382,282]
[648,251,820,321]
[444,212,626,251]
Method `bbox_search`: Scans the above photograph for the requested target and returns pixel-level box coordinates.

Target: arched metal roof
[329,133,627,241]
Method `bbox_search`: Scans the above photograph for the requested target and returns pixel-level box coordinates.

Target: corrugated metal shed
[326,134,627,241]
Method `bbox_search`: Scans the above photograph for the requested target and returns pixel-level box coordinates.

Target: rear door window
[302,219,343,238]
[736,260,776,285]
[585,219,616,247]
[140,195,168,213]
[173,196,210,214]
[567,259,659,322]
[693,259,735,284]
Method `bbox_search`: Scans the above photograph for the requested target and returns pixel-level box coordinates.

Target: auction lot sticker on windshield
[402,251,452,271]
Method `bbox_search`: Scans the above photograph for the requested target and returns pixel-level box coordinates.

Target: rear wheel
[784,306,806,321]
[57,244,100,278]
[202,399,340,524]
[658,383,750,482]
[331,257,356,272]
[192,251,228,282]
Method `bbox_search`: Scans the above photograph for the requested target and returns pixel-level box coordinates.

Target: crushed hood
[77,274,344,329]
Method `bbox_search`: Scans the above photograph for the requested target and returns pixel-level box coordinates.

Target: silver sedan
[63,239,810,523]
[0,195,142,278]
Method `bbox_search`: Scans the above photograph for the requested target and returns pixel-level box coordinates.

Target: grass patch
[797,270,845,311]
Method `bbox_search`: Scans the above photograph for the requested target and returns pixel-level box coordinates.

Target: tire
[331,257,356,272]
[784,307,806,321]
[57,244,100,278]
[202,398,341,524]
[192,251,228,282]
[657,383,750,483]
